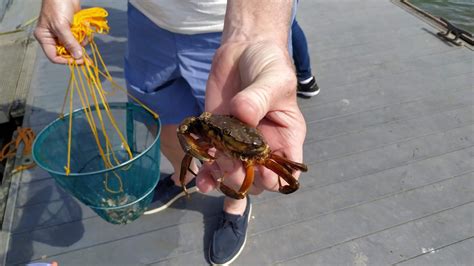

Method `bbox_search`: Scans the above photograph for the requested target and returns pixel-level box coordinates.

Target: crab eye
[179,124,188,133]
[223,128,231,135]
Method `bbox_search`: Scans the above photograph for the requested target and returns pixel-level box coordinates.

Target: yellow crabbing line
[56,8,158,193]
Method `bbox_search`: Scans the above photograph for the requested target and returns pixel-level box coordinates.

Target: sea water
[410,0,474,33]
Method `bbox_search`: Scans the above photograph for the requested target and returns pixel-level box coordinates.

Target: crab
[177,112,308,200]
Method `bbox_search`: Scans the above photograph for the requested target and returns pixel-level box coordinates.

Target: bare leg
[223,197,247,215]
[160,124,198,185]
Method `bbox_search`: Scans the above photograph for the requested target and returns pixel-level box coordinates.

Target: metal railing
[398,0,473,46]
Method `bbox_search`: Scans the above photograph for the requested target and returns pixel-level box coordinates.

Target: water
[410,0,474,33]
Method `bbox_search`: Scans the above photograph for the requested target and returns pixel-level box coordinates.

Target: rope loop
[0,127,36,172]
[56,7,110,58]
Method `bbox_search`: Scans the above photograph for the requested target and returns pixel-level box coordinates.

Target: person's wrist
[221,28,288,49]
[221,0,292,48]
[41,0,79,12]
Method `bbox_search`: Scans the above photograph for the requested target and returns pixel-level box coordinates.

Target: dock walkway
[2,0,473,265]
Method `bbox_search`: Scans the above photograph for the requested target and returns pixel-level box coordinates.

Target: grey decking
[3,0,473,265]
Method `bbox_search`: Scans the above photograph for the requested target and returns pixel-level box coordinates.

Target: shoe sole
[297,88,320,97]
[209,203,253,266]
[143,186,199,215]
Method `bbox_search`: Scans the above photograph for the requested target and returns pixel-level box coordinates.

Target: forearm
[222,0,293,47]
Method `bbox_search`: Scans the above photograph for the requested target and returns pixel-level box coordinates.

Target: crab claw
[177,133,215,162]
[264,153,308,195]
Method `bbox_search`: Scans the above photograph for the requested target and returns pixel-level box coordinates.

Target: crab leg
[179,153,194,196]
[177,133,215,162]
[264,158,300,194]
[270,153,308,173]
[219,162,254,200]
[177,133,215,196]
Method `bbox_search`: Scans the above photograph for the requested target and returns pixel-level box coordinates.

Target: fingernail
[72,49,82,59]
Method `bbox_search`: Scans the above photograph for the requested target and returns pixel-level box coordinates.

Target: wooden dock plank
[236,173,473,265]
[396,237,474,266]
[7,192,222,265]
[277,203,473,265]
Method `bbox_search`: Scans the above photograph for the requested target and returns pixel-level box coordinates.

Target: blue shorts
[125,4,221,125]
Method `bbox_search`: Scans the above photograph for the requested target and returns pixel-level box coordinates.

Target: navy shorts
[125,4,221,125]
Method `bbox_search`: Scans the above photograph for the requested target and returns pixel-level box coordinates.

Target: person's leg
[291,19,320,97]
[292,19,313,81]
[160,124,198,185]
[127,79,201,215]
[125,3,200,214]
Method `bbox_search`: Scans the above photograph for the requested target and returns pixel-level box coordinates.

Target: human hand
[196,40,307,195]
[34,0,82,64]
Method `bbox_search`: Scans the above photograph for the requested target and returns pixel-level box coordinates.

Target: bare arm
[206,0,297,125]
[222,0,293,47]
[199,0,307,195]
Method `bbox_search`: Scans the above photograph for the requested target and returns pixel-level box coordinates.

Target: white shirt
[129,0,226,34]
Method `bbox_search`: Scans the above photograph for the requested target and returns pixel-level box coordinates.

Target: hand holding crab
[180,41,309,199]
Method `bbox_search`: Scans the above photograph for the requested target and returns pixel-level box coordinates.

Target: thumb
[55,26,83,59]
[230,73,295,127]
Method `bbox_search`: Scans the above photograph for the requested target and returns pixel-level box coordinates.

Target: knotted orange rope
[56,8,158,192]
[56,7,109,58]
[0,127,36,173]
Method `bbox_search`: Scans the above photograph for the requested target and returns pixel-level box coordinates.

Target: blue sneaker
[209,197,252,265]
[144,174,198,215]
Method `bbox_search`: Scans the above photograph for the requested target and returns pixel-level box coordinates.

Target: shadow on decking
[9,185,85,262]
[421,27,458,48]
[1,104,81,263]
[10,173,223,264]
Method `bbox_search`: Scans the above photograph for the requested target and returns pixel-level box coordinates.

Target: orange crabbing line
[0,127,36,173]
[56,7,110,58]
